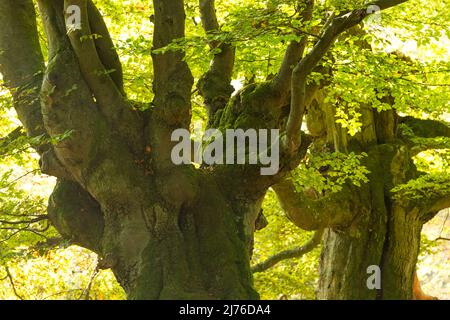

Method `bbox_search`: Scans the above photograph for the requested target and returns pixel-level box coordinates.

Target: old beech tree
[1,0,449,299]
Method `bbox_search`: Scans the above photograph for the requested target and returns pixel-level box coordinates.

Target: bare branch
[41,289,83,300]
[0,170,40,189]
[0,216,48,226]
[0,230,22,244]
[78,264,99,300]
[438,210,449,237]
[252,229,324,273]
[5,266,25,300]
[0,224,50,238]
[32,237,66,251]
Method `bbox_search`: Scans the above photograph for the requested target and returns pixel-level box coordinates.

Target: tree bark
[123,175,263,299]
[290,93,448,299]
[0,0,276,299]
[0,0,419,300]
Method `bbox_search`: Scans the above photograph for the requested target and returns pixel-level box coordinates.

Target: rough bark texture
[0,0,307,299]
[1,0,434,300]
[274,89,449,299]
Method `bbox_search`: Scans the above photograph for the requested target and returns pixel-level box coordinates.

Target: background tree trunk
[276,93,449,299]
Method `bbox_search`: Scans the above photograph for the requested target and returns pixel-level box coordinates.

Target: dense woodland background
[0,0,449,299]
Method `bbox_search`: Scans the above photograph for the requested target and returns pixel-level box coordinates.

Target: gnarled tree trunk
[0,0,421,299]
[0,0,303,299]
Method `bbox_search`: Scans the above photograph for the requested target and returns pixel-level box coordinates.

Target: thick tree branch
[272,177,355,230]
[410,137,450,156]
[48,179,104,253]
[0,0,46,149]
[400,116,450,138]
[152,0,194,129]
[270,0,314,96]
[396,178,450,223]
[426,195,450,218]
[197,0,235,124]
[0,1,109,254]
[398,117,450,155]
[38,0,144,176]
[0,0,75,179]
[37,0,107,175]
[199,0,219,33]
[284,0,408,154]
[65,0,123,103]
[86,0,125,95]
[252,229,323,273]
[64,0,142,150]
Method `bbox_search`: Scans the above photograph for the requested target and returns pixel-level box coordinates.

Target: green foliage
[391,173,450,202]
[323,0,450,133]
[291,152,370,194]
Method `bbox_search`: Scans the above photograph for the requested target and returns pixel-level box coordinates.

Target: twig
[0,230,22,244]
[0,215,48,225]
[0,225,50,240]
[0,169,40,189]
[434,210,450,242]
[438,210,449,237]
[5,266,25,300]
[78,261,100,300]
[41,289,84,300]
